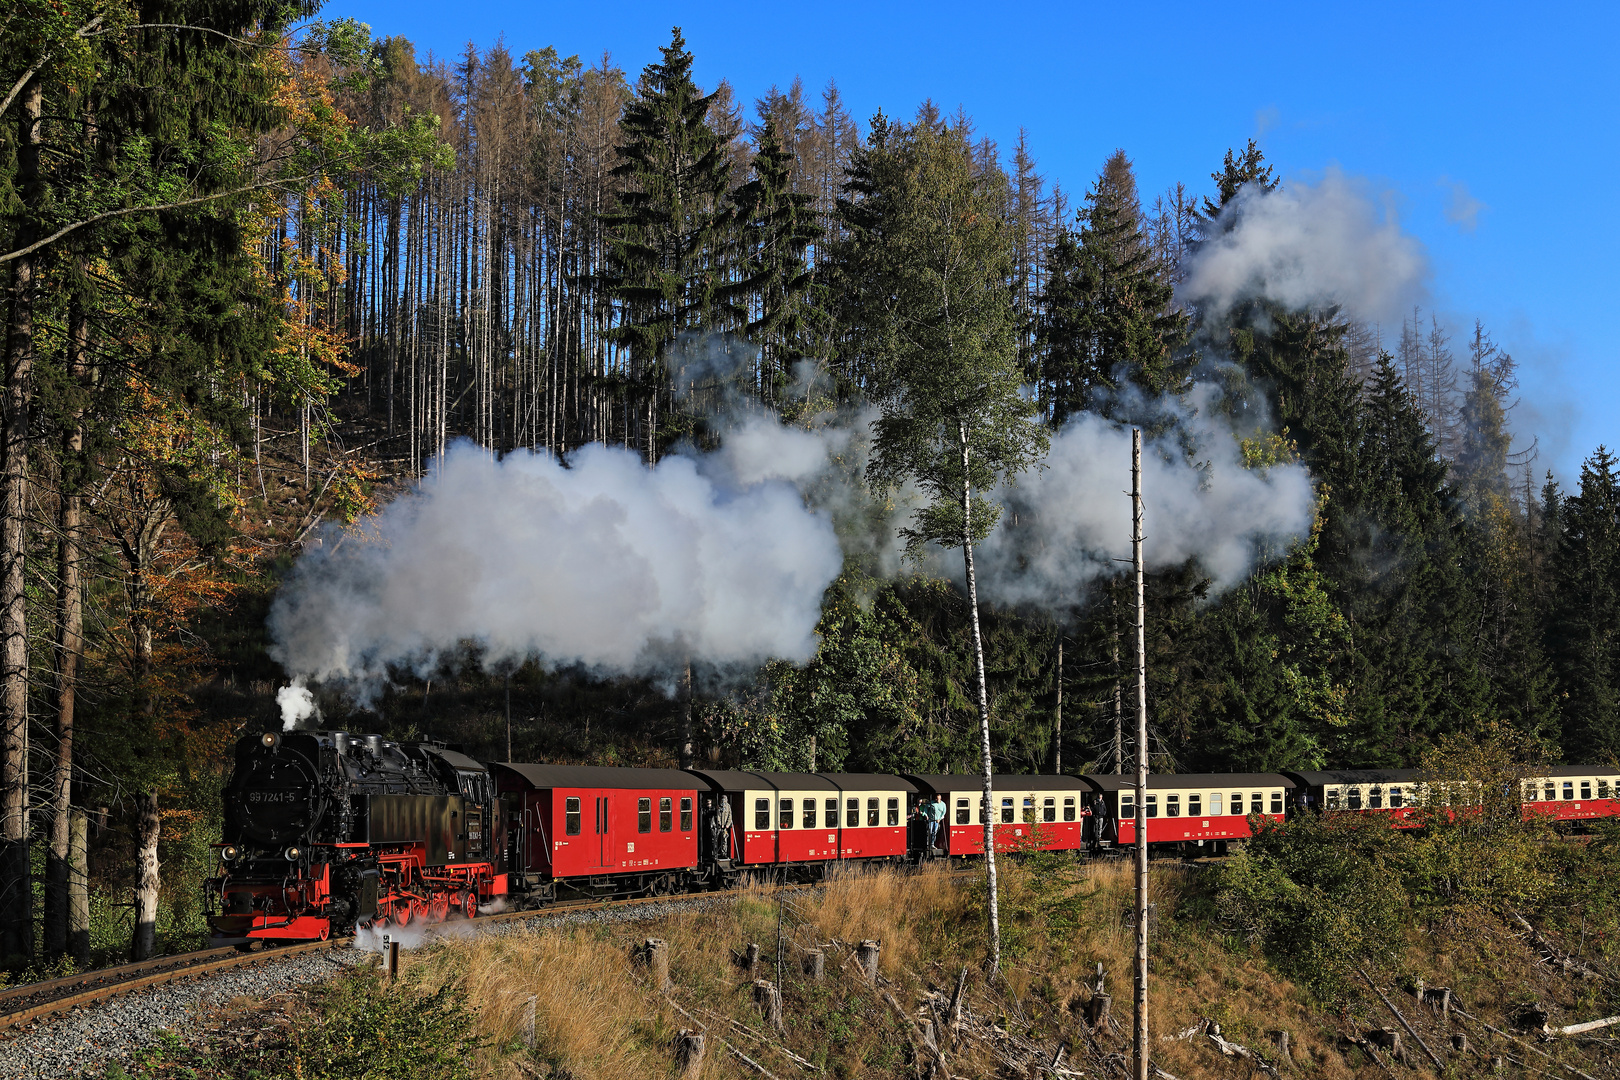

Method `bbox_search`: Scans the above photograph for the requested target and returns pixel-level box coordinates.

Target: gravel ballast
[0,894,736,1079]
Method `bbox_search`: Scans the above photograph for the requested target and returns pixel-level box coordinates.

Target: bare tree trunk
[1053,636,1062,773]
[1131,429,1149,1080]
[131,790,160,960]
[0,76,42,963]
[960,422,999,978]
[68,810,87,964]
[44,289,87,958]
[1113,593,1123,774]
[679,659,694,770]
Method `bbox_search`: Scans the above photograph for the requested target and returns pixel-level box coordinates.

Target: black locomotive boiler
[205,730,501,941]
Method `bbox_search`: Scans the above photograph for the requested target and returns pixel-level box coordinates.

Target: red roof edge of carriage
[493,762,702,789]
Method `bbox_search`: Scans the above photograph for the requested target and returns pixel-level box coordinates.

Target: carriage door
[597,796,617,868]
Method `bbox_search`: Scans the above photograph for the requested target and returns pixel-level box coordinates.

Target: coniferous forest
[3,8,1618,972]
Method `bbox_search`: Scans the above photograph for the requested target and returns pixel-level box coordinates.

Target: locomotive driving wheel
[429,891,450,922]
[461,891,478,919]
[410,895,431,924]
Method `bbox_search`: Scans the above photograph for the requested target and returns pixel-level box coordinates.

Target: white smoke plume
[1180,168,1429,325]
[277,681,320,732]
[973,388,1315,608]
[268,431,845,693]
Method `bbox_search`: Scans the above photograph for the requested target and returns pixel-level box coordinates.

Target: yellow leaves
[1239,429,1300,472]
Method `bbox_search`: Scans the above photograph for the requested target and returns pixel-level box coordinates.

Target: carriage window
[638,798,652,833]
[1121,793,1135,818]
[955,798,970,825]
[565,797,581,836]
[1347,787,1363,810]
[779,799,794,829]
[1209,793,1222,816]
[1166,795,1181,817]
[1000,797,1015,824]
[1270,792,1284,815]
[1390,787,1404,808]
[1369,786,1383,810]
[1601,781,1612,800]
[1523,784,1537,801]
[1063,797,1075,822]
[1145,795,1158,818]
[867,797,880,827]
[680,798,693,831]
[755,798,771,830]
[1581,782,1592,800]
[1232,792,1246,814]
[1044,797,1057,823]
[825,798,838,828]
[1021,797,1035,823]
[659,797,673,832]
[847,798,860,828]
[803,801,817,829]
[1188,794,1202,817]
[886,797,900,826]
[1564,782,1575,801]
[1545,782,1556,801]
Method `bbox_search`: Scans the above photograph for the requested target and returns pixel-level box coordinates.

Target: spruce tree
[1548,448,1620,757]
[1033,151,1187,422]
[732,114,821,404]
[602,27,737,457]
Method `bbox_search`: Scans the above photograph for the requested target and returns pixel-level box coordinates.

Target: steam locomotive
[204,728,1620,944]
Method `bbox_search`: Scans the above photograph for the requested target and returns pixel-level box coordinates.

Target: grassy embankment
[98,828,1620,1080]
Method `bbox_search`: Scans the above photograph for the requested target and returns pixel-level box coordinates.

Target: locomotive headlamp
[261,732,280,749]
[284,846,301,861]
[221,845,239,862]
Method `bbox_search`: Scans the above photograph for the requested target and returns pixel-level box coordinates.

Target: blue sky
[325,0,1618,482]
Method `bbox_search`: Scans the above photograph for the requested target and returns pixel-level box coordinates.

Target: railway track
[0,873,921,1033]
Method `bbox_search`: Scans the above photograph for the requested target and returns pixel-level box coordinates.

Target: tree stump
[856,939,882,982]
[745,942,761,978]
[1274,1029,1293,1067]
[639,938,672,991]
[1368,1028,1406,1065]
[753,979,783,1032]
[519,994,537,1048]
[674,1029,706,1078]
[1511,1003,1550,1033]
[802,947,825,981]
[1086,993,1112,1028]
[1422,986,1452,1016]
[1491,1055,1504,1072]
[1451,1033,1468,1053]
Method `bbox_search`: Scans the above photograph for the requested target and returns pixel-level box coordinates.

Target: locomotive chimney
[365,734,384,755]
[333,732,350,756]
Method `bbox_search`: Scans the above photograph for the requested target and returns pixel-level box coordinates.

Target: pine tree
[601,27,737,457]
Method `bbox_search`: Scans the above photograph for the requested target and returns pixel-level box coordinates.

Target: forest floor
[82,855,1620,1080]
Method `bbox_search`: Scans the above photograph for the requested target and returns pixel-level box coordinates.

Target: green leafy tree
[839,114,1047,976]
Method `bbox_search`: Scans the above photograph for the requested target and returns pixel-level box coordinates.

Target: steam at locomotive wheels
[204,727,1618,944]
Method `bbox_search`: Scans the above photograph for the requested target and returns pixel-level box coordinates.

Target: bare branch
[0,172,317,265]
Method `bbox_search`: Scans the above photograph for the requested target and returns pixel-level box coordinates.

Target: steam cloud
[1180,168,1428,325]
[277,682,320,732]
[268,432,845,693]
[974,390,1315,607]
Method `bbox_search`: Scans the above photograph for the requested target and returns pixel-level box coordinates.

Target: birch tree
[840,114,1047,976]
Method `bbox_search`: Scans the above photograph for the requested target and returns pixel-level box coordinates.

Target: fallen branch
[1451,1006,1601,1080]
[1506,908,1610,981]
[1357,967,1446,1071]
[1556,1015,1620,1037]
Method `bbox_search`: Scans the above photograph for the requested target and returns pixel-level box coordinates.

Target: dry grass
[388,857,1613,1079]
